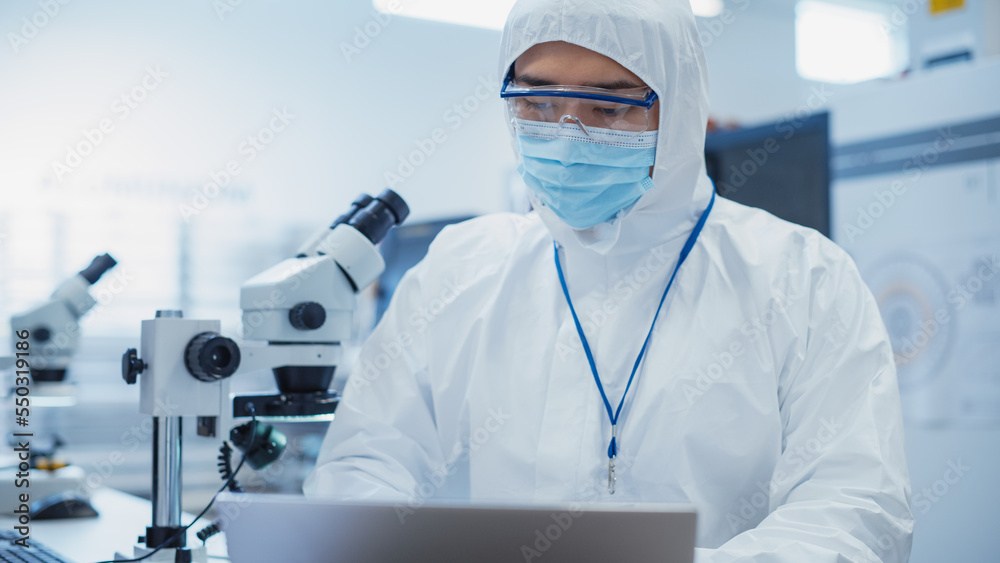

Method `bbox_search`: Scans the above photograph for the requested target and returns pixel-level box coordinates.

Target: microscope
[232,189,408,420]
[117,190,409,562]
[8,253,118,382]
[0,254,118,512]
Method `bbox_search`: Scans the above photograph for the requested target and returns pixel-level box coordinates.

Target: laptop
[218,493,696,563]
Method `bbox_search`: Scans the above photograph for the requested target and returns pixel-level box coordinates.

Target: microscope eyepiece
[78,253,117,285]
[185,332,241,382]
[331,194,375,228]
[349,189,410,244]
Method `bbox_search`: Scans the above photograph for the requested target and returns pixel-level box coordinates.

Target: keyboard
[0,531,70,563]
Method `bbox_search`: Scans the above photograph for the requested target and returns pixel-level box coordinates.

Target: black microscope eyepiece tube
[78,253,117,285]
[331,194,375,228]
[348,189,410,244]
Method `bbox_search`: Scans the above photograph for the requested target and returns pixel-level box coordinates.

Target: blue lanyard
[553,190,715,493]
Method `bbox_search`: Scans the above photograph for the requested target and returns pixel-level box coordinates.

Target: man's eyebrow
[515,73,643,90]
[585,78,644,89]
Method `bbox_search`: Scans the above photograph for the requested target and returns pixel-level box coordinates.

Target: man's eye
[524,100,554,111]
[594,105,628,117]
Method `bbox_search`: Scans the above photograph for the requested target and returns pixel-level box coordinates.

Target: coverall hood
[500,0,715,256]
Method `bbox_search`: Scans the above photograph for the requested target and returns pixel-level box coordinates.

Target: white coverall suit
[305,0,914,561]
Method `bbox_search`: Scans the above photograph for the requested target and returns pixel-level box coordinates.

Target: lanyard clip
[608,457,616,495]
[608,424,617,495]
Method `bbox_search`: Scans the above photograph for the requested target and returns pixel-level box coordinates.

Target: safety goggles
[499,67,658,140]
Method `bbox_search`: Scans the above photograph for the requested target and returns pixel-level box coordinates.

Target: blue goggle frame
[499,67,658,109]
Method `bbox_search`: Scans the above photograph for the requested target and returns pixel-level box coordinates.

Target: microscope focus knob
[122,348,145,385]
[289,302,326,330]
[185,332,241,382]
[33,327,52,343]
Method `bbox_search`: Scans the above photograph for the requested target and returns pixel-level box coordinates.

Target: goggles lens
[506,96,651,135]
[500,72,658,141]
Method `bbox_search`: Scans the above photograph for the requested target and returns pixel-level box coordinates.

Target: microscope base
[115,545,207,563]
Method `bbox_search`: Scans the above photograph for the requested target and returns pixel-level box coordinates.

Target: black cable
[217,441,244,493]
[196,521,222,543]
[92,411,257,563]
[196,441,244,542]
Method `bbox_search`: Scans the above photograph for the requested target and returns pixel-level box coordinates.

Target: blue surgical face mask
[515,119,657,230]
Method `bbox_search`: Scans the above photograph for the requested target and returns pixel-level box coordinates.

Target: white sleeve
[697,244,913,563]
[303,261,444,503]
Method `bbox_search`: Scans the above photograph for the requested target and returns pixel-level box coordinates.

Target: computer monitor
[705,112,831,237]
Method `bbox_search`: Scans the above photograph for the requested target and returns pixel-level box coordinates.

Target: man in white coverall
[305,0,913,561]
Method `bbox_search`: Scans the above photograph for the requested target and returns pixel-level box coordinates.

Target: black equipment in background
[705,112,830,237]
